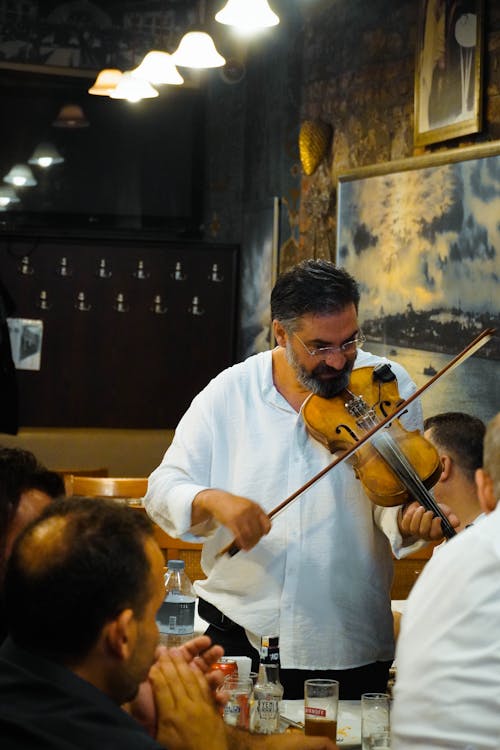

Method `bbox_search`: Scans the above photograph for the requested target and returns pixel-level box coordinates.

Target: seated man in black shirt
[0,498,229,750]
[1,497,335,750]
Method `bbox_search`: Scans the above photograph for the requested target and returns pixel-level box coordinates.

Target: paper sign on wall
[7,318,43,371]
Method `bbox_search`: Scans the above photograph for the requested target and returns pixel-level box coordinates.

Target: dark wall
[1,233,238,428]
[0,69,204,234]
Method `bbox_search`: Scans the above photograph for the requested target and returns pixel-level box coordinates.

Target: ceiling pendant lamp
[3,164,37,187]
[131,51,184,85]
[52,103,89,128]
[171,0,225,69]
[88,68,123,96]
[215,0,279,31]
[28,142,64,168]
[109,72,159,102]
[171,31,226,68]
[0,185,20,207]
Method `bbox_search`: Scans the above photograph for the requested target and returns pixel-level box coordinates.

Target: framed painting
[414,0,484,147]
[239,197,281,359]
[336,142,500,424]
[0,1,196,77]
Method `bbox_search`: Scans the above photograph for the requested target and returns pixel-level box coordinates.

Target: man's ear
[273,320,287,348]
[438,454,452,482]
[105,608,136,660]
[476,468,497,514]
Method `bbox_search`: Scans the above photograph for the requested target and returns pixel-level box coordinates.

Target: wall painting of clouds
[337,142,500,424]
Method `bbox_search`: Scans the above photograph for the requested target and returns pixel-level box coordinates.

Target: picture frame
[0,1,196,78]
[414,0,484,147]
[336,141,500,424]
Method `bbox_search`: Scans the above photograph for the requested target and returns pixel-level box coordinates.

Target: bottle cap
[167,559,185,570]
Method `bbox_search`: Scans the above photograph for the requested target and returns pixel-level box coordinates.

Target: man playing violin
[145,259,458,699]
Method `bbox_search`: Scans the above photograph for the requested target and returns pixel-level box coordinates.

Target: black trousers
[199,599,392,700]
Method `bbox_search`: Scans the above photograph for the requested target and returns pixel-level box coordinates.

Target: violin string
[360,409,455,538]
[362,410,440,513]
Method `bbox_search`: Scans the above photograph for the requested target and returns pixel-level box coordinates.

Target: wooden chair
[133,506,205,583]
[65,475,205,582]
[65,475,147,499]
[55,468,108,495]
[390,542,438,599]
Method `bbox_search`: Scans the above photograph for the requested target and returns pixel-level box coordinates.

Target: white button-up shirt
[392,508,499,749]
[145,348,422,669]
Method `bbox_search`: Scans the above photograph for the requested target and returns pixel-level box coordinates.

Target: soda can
[211,657,238,678]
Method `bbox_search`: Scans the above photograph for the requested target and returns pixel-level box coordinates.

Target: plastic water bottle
[156,559,195,647]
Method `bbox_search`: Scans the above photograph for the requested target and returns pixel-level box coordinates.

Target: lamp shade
[171,31,226,68]
[131,51,184,85]
[215,0,279,30]
[88,68,123,96]
[3,164,37,187]
[0,185,20,206]
[52,104,89,128]
[28,142,64,168]
[109,71,159,102]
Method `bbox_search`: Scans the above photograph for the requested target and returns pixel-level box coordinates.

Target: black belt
[198,597,240,632]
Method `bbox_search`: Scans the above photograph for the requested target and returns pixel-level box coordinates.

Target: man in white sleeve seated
[391,410,500,750]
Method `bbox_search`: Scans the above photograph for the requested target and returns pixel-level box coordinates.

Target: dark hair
[424,411,486,483]
[5,498,156,663]
[0,447,64,565]
[270,259,360,330]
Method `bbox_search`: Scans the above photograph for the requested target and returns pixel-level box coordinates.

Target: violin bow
[217,327,496,558]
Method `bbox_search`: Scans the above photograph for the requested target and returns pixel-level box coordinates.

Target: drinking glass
[369,730,392,749]
[361,693,390,750]
[304,679,339,742]
[220,676,254,729]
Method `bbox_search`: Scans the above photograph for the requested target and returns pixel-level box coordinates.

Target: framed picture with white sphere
[414,0,484,146]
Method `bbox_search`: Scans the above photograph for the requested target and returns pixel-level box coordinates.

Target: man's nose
[322,348,347,366]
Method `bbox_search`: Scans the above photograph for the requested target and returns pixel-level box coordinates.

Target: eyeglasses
[293,331,366,358]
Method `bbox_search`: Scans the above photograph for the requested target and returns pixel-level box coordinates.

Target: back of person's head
[270,259,360,329]
[4,498,155,664]
[483,412,500,501]
[423,411,485,483]
[0,447,64,565]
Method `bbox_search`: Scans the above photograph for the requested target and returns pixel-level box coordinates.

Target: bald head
[0,447,64,575]
[5,498,156,664]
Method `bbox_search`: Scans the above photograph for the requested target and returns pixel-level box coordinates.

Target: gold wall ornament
[299,120,332,175]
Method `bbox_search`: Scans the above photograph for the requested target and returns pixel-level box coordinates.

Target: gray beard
[285,341,352,399]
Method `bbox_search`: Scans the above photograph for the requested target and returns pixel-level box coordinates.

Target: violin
[302,362,455,536]
[218,327,495,558]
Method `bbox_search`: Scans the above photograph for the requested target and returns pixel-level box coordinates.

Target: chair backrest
[56,468,108,495]
[65,476,205,581]
[65,475,148,499]
[131,506,204,582]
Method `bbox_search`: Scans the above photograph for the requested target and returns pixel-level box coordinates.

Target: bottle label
[252,682,282,734]
[253,697,280,733]
[259,635,280,665]
[156,597,195,634]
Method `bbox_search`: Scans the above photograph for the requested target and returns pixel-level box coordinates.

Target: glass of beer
[304,678,339,741]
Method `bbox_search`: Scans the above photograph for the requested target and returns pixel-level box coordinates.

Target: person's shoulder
[190,351,272,407]
[204,350,271,389]
[422,506,500,579]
